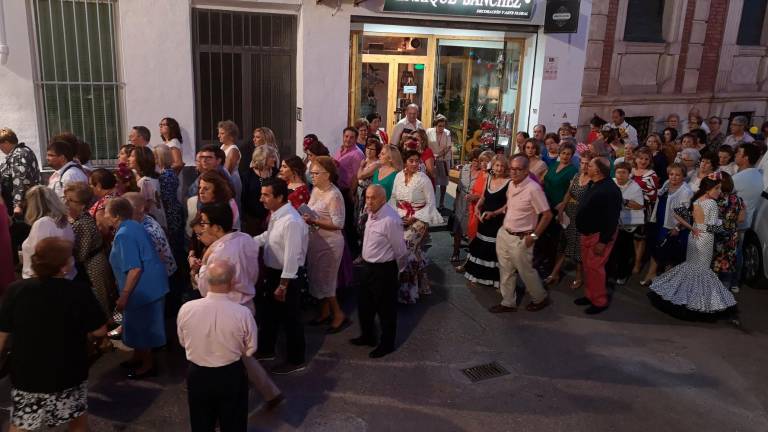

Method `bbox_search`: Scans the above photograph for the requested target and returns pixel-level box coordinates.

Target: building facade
[580,0,768,139]
[0,0,591,165]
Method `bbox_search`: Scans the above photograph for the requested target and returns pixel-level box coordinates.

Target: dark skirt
[650,227,689,269]
[123,298,166,349]
[464,219,503,287]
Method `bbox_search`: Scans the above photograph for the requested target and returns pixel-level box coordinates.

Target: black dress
[464,178,510,287]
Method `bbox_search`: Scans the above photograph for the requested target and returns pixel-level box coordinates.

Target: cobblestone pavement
[2,229,768,431]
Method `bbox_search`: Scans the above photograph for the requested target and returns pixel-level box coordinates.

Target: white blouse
[308,184,345,230]
[389,171,444,225]
[426,127,452,162]
[22,216,76,279]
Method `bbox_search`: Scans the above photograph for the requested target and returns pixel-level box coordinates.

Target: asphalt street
[2,229,768,431]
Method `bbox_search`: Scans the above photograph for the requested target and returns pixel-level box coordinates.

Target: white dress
[389,171,444,225]
[221,144,242,205]
[650,198,737,313]
[22,216,76,279]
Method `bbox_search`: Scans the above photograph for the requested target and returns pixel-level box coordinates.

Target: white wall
[0,0,40,160]
[119,0,196,164]
[530,0,592,134]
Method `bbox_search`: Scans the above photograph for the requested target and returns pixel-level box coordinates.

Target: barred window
[737,0,767,46]
[32,0,121,162]
[624,0,665,43]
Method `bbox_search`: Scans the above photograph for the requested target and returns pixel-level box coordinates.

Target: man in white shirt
[177,261,256,431]
[128,126,151,147]
[46,140,88,201]
[351,185,407,359]
[609,108,639,147]
[724,116,755,148]
[391,103,423,146]
[732,143,764,291]
[253,177,308,375]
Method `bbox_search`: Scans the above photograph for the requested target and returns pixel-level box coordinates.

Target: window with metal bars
[31,0,121,163]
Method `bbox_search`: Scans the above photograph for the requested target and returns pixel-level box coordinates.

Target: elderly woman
[304,156,350,333]
[390,150,444,303]
[22,186,75,280]
[547,151,594,288]
[427,114,452,210]
[241,145,277,235]
[187,170,241,238]
[366,112,389,144]
[159,117,185,174]
[123,192,178,277]
[641,163,694,285]
[64,182,113,314]
[451,148,483,264]
[541,133,561,166]
[523,138,548,180]
[372,143,402,201]
[688,152,718,193]
[153,144,184,256]
[279,156,310,208]
[193,203,259,311]
[0,237,106,432]
[354,118,370,152]
[106,197,169,379]
[89,168,121,239]
[678,148,701,182]
[463,155,510,288]
[645,133,668,184]
[218,120,242,205]
[130,146,167,229]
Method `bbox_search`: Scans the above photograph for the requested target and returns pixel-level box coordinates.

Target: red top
[586,131,600,145]
[288,184,310,209]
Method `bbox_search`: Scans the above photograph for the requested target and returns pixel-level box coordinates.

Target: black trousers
[607,229,635,280]
[257,267,306,364]
[187,361,248,432]
[340,187,360,255]
[358,260,399,350]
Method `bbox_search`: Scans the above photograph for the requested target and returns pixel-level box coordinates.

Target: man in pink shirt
[491,155,553,313]
[334,127,366,253]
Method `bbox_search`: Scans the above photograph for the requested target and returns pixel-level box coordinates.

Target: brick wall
[597,0,620,95]
[697,0,729,92]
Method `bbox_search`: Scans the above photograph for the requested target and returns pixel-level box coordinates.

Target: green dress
[372,168,399,201]
[543,163,578,207]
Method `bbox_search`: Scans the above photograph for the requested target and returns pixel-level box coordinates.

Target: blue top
[110,220,169,309]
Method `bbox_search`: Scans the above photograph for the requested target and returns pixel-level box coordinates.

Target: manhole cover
[461,362,510,383]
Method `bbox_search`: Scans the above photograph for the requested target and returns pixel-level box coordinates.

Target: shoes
[730,286,740,294]
[264,393,286,411]
[488,304,516,313]
[639,279,653,287]
[369,346,395,359]
[584,305,608,315]
[573,297,591,306]
[543,274,560,286]
[454,265,466,273]
[569,280,583,290]
[349,336,377,347]
[615,278,628,286]
[126,367,157,380]
[272,363,307,375]
[326,318,353,334]
[308,316,331,326]
[107,327,122,340]
[525,297,551,312]
[255,352,276,361]
[120,360,141,369]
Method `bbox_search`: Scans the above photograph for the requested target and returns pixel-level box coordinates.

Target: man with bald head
[350,185,407,358]
[178,260,257,431]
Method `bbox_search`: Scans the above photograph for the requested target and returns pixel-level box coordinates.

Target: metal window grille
[192,8,297,156]
[31,0,121,162]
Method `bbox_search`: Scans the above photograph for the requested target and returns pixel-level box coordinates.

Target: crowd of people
[0,103,765,430]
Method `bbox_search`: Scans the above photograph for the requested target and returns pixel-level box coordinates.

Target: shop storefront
[349,27,529,163]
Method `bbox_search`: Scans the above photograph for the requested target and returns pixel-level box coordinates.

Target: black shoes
[369,346,395,359]
[326,318,353,335]
[584,305,608,315]
[573,297,591,306]
[349,336,377,347]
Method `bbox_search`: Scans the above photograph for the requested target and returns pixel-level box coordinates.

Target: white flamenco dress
[649,198,737,314]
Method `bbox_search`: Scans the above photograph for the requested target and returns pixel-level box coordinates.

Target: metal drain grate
[461,362,510,383]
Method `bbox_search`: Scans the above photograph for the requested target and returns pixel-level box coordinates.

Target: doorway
[350,32,525,163]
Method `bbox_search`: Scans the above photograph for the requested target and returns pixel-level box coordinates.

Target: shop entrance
[350,32,526,163]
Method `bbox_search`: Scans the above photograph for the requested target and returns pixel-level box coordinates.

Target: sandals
[543,274,560,286]
[639,279,653,287]
[569,280,583,290]
[449,253,461,263]
[326,318,353,334]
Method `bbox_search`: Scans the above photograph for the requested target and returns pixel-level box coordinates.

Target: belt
[505,229,533,238]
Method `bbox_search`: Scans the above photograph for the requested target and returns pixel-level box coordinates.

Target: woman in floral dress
[711,172,745,292]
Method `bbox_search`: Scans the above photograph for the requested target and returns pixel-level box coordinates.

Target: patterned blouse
[288,184,310,209]
[142,215,177,276]
[0,143,41,208]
